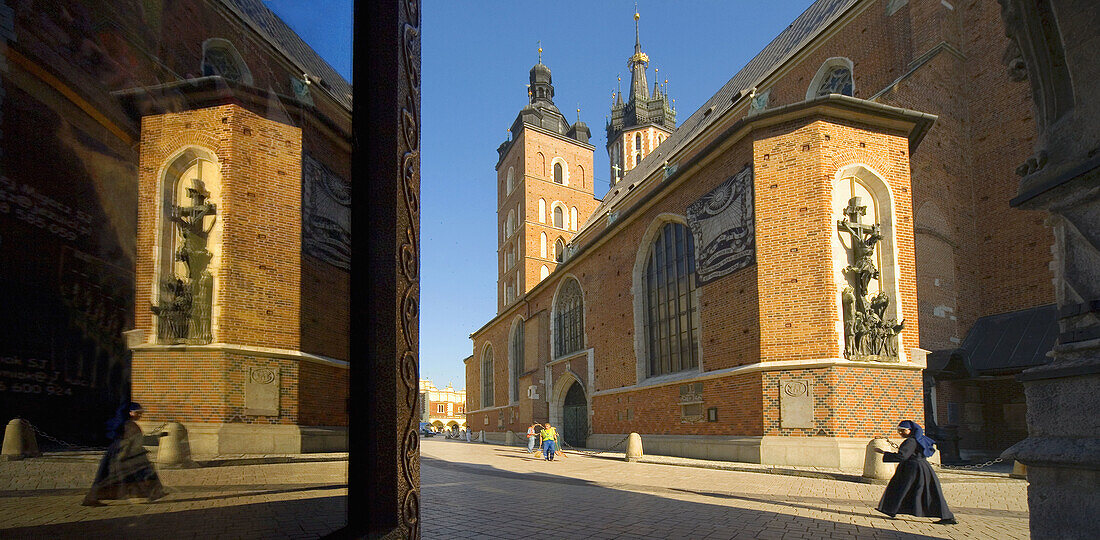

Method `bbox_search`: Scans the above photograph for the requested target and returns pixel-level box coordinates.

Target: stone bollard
[1,419,40,461]
[157,423,192,468]
[1011,461,1028,480]
[862,438,897,483]
[505,430,516,446]
[625,432,643,462]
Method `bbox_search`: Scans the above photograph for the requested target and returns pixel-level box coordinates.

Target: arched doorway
[562,382,588,448]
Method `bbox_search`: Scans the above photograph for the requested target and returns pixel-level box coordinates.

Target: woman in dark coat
[874,420,956,524]
[82,402,166,506]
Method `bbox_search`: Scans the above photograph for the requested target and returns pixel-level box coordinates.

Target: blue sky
[267,1,815,389]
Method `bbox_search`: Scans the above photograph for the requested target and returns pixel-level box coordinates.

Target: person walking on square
[539,423,559,461]
[874,420,956,525]
[526,424,538,453]
[82,402,167,506]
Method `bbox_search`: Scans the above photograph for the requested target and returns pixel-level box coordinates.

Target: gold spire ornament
[537,40,543,64]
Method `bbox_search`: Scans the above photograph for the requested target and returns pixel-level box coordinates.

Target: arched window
[643,222,699,377]
[570,207,579,231]
[808,58,854,98]
[553,162,564,184]
[506,210,516,237]
[555,238,565,263]
[201,38,253,85]
[635,133,642,153]
[540,232,547,258]
[504,243,514,270]
[540,265,549,280]
[510,321,524,402]
[553,206,564,229]
[481,346,495,408]
[506,167,515,194]
[554,278,584,357]
[538,199,546,223]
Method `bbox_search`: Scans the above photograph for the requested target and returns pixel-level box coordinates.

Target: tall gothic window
[635,133,642,165]
[553,206,564,228]
[506,167,515,194]
[481,346,494,408]
[644,222,699,377]
[553,162,563,184]
[554,278,584,357]
[554,238,565,263]
[510,321,524,402]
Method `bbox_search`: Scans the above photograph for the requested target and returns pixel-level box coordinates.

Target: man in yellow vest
[539,423,559,461]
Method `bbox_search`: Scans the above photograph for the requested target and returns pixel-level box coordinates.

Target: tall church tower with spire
[606,10,676,188]
[494,49,599,313]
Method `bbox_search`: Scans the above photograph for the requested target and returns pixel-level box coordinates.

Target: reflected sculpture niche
[152,165,217,345]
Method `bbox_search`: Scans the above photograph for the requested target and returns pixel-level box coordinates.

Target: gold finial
[634,1,640,21]
[537,40,543,63]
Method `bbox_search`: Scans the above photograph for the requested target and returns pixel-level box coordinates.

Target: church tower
[494,49,598,313]
[606,11,676,188]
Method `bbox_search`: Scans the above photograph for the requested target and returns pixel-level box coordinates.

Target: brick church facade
[465,0,1053,466]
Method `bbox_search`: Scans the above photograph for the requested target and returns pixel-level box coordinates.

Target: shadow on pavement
[419,455,953,540]
[0,495,346,540]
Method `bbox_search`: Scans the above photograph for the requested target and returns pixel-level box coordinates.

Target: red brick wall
[133,349,300,425]
[761,366,923,438]
[592,373,764,436]
[299,360,348,426]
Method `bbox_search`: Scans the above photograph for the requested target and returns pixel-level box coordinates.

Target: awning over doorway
[927,304,1058,377]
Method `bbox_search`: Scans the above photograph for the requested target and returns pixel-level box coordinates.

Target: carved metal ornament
[837,197,903,361]
[152,178,215,344]
[686,165,755,285]
[302,154,350,269]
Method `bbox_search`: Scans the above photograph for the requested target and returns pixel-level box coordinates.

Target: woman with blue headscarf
[874,420,955,524]
[82,402,166,506]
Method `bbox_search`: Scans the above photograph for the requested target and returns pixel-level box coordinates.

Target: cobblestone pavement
[420,439,1030,540]
[0,441,1029,539]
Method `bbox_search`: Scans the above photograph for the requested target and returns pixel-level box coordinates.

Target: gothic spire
[628,10,650,101]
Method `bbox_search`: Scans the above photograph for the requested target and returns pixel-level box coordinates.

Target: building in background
[465,0,1056,466]
[419,378,467,432]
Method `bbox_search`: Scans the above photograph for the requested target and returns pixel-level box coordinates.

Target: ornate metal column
[346,0,421,537]
[999,1,1100,537]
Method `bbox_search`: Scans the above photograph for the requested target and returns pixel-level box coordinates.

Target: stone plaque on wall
[245,367,280,416]
[779,379,813,429]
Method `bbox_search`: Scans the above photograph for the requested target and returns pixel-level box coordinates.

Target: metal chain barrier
[560,433,631,457]
[882,438,1006,470]
[25,421,106,452]
[23,420,170,453]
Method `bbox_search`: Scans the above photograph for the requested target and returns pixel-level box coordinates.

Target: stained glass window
[554,278,584,357]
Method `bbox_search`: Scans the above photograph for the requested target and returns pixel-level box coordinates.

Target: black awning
[958,304,1059,376]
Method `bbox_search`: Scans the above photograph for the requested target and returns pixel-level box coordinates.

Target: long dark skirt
[877,450,954,520]
[83,423,166,504]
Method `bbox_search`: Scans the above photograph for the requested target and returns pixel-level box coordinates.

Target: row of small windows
[479,219,700,410]
[538,233,567,263]
[536,199,578,231]
[504,158,584,193]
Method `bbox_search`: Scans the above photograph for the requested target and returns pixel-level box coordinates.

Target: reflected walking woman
[874,420,956,524]
[82,402,167,506]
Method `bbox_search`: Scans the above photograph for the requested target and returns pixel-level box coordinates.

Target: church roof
[586,0,858,227]
[219,0,353,110]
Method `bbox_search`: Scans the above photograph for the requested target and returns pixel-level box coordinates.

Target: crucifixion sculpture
[837,196,903,361]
